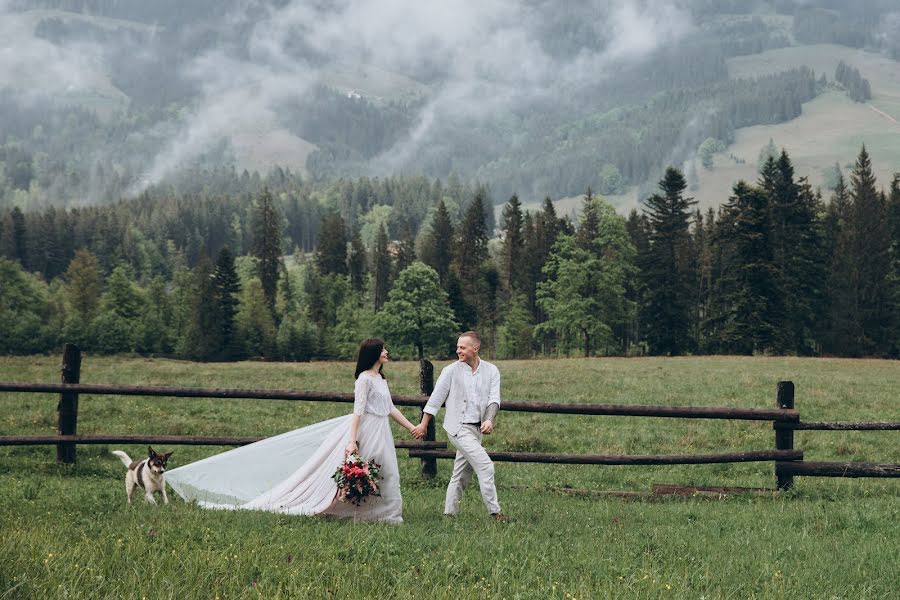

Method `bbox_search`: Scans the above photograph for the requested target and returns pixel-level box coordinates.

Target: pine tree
[393,222,417,277]
[0,207,27,265]
[64,249,101,322]
[822,174,857,354]
[213,246,241,358]
[708,181,781,354]
[235,277,277,358]
[420,199,455,286]
[638,167,697,355]
[179,258,223,360]
[625,209,650,353]
[315,211,348,277]
[848,146,892,355]
[348,225,367,293]
[252,187,284,316]
[372,223,392,311]
[887,175,900,356]
[455,191,490,328]
[500,194,525,299]
[763,151,825,354]
[576,188,600,253]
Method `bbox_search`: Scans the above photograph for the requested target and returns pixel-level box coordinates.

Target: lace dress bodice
[353,372,395,417]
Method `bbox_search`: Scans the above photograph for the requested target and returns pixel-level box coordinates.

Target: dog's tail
[111,450,132,468]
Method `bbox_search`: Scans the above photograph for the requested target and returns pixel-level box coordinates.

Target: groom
[413,331,506,521]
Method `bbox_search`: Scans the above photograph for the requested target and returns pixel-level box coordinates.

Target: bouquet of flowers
[332,453,381,506]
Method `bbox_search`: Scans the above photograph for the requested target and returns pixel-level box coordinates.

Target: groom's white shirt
[424,359,500,436]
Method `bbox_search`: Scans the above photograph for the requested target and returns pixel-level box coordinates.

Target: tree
[134,276,174,355]
[374,262,458,360]
[536,236,610,357]
[419,198,454,286]
[822,174,856,354]
[639,167,697,355]
[372,223,392,311]
[0,207,27,265]
[348,225,367,293]
[316,211,348,277]
[576,188,600,252]
[698,138,725,170]
[63,249,101,322]
[393,222,417,277]
[763,151,825,354]
[89,264,144,354]
[178,258,223,360]
[252,187,284,316]
[706,181,781,354]
[757,138,778,173]
[496,292,533,359]
[0,258,57,354]
[499,194,525,299]
[597,163,624,194]
[847,145,892,355]
[888,174,900,356]
[455,190,491,331]
[235,277,277,358]
[214,246,241,358]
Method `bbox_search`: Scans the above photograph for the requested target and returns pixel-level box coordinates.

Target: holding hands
[409,424,425,439]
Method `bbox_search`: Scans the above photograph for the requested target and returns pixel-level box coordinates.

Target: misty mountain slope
[2,1,900,210]
[689,43,900,209]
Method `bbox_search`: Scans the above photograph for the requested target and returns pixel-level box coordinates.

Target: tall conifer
[252,187,283,316]
[639,167,697,355]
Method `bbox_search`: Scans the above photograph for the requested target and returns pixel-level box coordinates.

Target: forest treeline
[2,146,898,360]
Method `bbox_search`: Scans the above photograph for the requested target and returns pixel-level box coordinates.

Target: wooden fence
[1,344,898,491]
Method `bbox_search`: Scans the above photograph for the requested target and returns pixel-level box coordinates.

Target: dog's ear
[148,446,157,457]
[163,451,173,459]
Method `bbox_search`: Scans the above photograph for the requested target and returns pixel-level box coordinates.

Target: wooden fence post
[57,343,82,464]
[775,380,795,490]
[419,359,436,479]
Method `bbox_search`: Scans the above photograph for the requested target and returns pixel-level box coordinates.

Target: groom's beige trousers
[444,424,501,515]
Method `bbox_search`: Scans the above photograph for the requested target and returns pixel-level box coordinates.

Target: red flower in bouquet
[332,452,382,505]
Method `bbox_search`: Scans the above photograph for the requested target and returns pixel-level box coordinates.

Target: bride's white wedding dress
[166,372,403,523]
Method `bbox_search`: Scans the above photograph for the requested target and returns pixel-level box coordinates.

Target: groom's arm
[481,366,501,434]
[413,365,453,437]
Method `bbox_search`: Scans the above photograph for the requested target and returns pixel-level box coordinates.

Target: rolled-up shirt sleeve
[488,364,500,407]
[423,365,453,416]
[353,375,369,415]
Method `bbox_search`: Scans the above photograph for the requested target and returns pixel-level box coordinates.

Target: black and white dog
[112,446,173,505]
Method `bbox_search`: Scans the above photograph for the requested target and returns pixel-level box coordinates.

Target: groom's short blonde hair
[460,330,481,348]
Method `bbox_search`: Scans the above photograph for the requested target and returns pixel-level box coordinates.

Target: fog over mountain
[1,0,899,208]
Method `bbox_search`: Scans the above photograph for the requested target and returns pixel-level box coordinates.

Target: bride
[166,338,422,523]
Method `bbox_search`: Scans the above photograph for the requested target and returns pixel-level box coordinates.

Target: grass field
[1,355,898,598]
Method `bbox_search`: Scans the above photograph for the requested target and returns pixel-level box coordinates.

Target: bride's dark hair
[355,338,386,380]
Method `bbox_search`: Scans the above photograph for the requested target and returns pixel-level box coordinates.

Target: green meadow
[1,355,898,599]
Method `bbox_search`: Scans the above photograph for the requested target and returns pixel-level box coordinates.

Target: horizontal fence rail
[775,420,900,431]
[0,434,447,449]
[777,461,900,478]
[0,382,800,421]
[408,449,803,465]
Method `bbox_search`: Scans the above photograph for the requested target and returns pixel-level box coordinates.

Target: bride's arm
[389,408,421,438]
[346,414,361,455]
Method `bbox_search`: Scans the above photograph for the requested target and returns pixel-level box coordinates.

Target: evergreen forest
[2,146,898,360]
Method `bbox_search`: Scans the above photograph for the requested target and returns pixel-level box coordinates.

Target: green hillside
[691,44,900,209]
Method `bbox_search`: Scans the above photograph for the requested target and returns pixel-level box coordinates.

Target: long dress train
[165,372,403,523]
